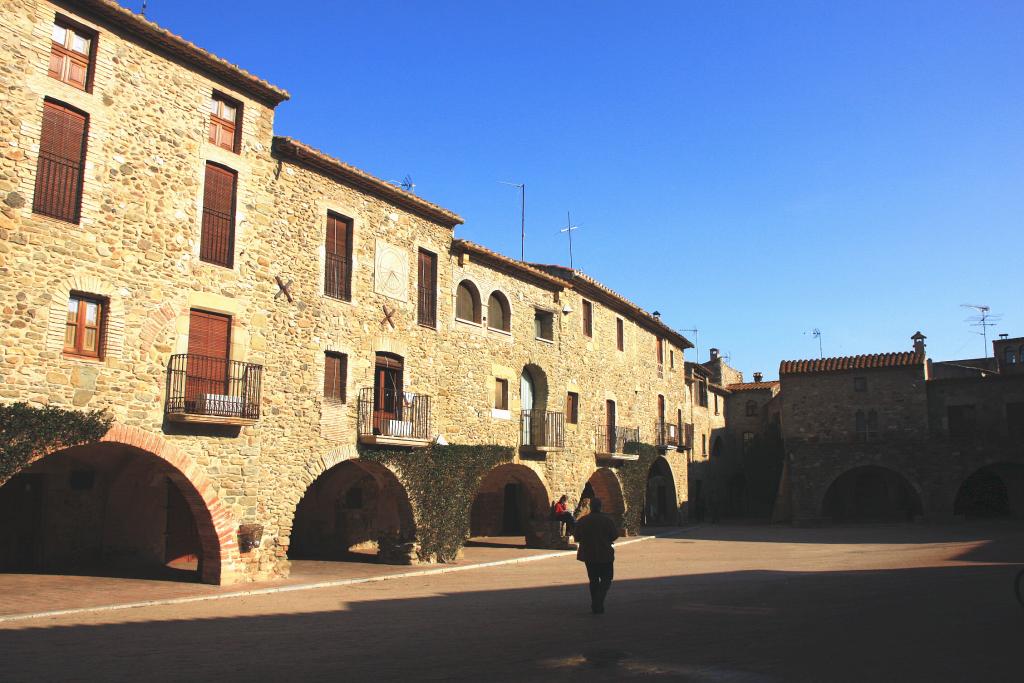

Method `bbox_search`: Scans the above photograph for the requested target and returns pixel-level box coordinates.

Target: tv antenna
[393,175,415,193]
[961,304,1000,357]
[804,328,823,358]
[141,1,148,16]
[498,181,525,261]
[681,328,699,362]
[559,211,581,269]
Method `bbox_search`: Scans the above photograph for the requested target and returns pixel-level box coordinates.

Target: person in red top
[552,495,575,536]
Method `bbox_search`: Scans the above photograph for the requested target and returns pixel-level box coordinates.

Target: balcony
[655,421,680,450]
[595,424,641,462]
[357,387,432,447]
[520,409,565,455]
[165,354,262,425]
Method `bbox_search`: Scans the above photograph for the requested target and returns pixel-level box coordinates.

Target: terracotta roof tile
[779,352,924,376]
[727,381,780,392]
[272,137,463,227]
[75,0,289,106]
[451,241,570,289]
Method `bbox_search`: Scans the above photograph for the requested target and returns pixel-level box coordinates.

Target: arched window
[1008,348,1019,366]
[487,291,510,332]
[455,280,481,323]
[745,400,757,417]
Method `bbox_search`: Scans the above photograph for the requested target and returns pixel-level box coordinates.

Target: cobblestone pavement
[1,523,1021,681]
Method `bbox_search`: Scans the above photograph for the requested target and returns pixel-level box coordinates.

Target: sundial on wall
[374,240,409,302]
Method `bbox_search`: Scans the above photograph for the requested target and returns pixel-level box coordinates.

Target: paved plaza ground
[1,522,1021,681]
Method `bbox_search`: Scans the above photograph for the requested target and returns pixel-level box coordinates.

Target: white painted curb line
[0,527,698,624]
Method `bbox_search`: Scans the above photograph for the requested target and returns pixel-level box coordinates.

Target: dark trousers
[556,512,575,534]
[585,561,614,611]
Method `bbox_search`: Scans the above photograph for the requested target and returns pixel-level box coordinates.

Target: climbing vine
[0,403,112,486]
[362,443,514,562]
[619,441,659,533]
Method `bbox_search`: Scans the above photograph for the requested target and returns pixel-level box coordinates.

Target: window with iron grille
[616,318,624,351]
[325,212,353,301]
[64,293,105,358]
[49,19,95,91]
[209,92,241,152]
[324,352,347,403]
[417,249,437,327]
[200,162,236,268]
[534,309,554,341]
[566,392,579,424]
[494,378,508,410]
[582,300,593,337]
[33,100,88,223]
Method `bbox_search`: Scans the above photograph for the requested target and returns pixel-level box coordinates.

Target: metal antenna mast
[961,304,1000,357]
[560,212,581,269]
[681,328,699,362]
[498,181,525,261]
[141,0,148,16]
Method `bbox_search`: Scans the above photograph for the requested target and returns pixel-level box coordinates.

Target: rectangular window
[208,93,241,152]
[616,318,624,351]
[656,337,664,364]
[417,249,437,327]
[702,434,707,456]
[670,350,675,369]
[185,309,232,408]
[33,100,88,223]
[200,163,237,268]
[494,378,509,411]
[582,300,593,337]
[566,392,579,424]
[49,20,95,91]
[714,393,720,415]
[854,377,867,392]
[698,380,709,407]
[324,352,347,403]
[325,213,353,301]
[64,293,104,358]
[534,309,554,341]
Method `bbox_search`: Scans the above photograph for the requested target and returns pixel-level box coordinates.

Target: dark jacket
[574,511,619,563]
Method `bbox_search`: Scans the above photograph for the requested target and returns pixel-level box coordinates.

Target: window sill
[417,322,438,331]
[535,337,554,344]
[63,352,103,363]
[324,294,355,306]
[491,408,511,420]
[455,317,483,328]
[487,327,512,337]
[323,398,347,407]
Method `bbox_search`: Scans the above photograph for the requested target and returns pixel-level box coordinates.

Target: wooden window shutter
[200,163,236,268]
[33,101,87,223]
[49,22,94,91]
[616,318,624,351]
[325,213,352,300]
[417,249,437,327]
[187,310,231,360]
[582,300,592,337]
[324,352,347,403]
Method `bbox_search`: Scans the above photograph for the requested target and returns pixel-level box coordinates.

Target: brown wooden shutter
[582,300,592,337]
[325,213,352,300]
[33,101,87,223]
[324,352,347,403]
[186,310,231,404]
[417,249,436,327]
[616,319,624,351]
[200,163,236,267]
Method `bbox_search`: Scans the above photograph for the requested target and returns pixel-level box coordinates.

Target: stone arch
[46,273,126,360]
[587,467,626,522]
[486,290,511,332]
[455,279,482,323]
[6,423,235,584]
[953,462,1024,518]
[470,463,552,543]
[821,465,923,523]
[520,363,549,412]
[645,455,679,525]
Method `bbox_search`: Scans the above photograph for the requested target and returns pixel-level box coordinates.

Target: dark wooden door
[606,400,616,453]
[373,354,403,434]
[185,310,231,410]
[165,479,200,570]
[0,474,45,571]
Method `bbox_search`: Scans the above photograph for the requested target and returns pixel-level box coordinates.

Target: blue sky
[131,0,1022,377]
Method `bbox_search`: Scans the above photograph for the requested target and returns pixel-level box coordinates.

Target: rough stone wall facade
[0,0,693,582]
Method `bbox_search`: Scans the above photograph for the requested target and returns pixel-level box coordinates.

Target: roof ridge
[451,240,571,288]
[779,351,924,375]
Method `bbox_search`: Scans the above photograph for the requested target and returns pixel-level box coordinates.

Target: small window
[746,400,758,417]
[702,434,707,456]
[714,393,720,415]
[487,291,510,332]
[534,309,554,341]
[743,432,754,453]
[494,378,509,411]
[64,293,105,358]
[417,249,437,327]
[582,300,593,337]
[616,318,624,351]
[49,19,95,91]
[566,392,579,424]
[854,377,867,392]
[324,352,347,403]
[656,337,664,364]
[209,93,241,152]
[33,100,88,223]
[456,281,481,323]
[669,350,675,369]
[698,380,709,407]
[1006,348,1018,366]
[200,162,237,268]
[325,213,353,301]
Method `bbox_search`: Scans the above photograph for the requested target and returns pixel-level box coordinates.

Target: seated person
[552,495,576,535]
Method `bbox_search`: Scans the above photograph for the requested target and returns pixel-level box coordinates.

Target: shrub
[0,403,112,485]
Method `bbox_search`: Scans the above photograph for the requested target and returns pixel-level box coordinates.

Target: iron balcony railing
[324,251,352,301]
[520,409,565,449]
[655,421,681,449]
[165,354,262,421]
[358,387,431,440]
[596,424,640,454]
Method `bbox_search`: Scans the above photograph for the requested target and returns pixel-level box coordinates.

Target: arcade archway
[822,466,922,523]
[954,463,1024,518]
[290,459,415,562]
[644,456,678,526]
[470,463,550,545]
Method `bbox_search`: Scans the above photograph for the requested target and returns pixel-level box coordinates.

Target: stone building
[0,0,695,583]
[723,373,783,517]
[778,333,1024,524]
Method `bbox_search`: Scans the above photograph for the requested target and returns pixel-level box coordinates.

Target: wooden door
[0,474,44,571]
[186,310,231,411]
[606,400,616,453]
[164,479,200,571]
[520,370,535,445]
[373,354,403,434]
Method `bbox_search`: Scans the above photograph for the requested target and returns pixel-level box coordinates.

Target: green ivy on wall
[361,443,514,563]
[0,403,112,486]
[619,441,659,533]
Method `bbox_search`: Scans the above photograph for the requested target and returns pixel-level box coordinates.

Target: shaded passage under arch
[954,463,1024,518]
[644,457,679,526]
[822,466,922,523]
[470,464,550,544]
[290,459,415,562]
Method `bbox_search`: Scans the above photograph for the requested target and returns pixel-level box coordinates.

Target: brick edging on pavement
[0,527,700,624]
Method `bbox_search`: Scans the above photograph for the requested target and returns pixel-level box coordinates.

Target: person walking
[573,497,619,614]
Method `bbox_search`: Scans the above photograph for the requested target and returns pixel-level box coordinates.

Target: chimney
[911,331,926,356]
[709,348,720,361]
[652,311,661,321]
[999,333,1009,339]
[753,372,763,383]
